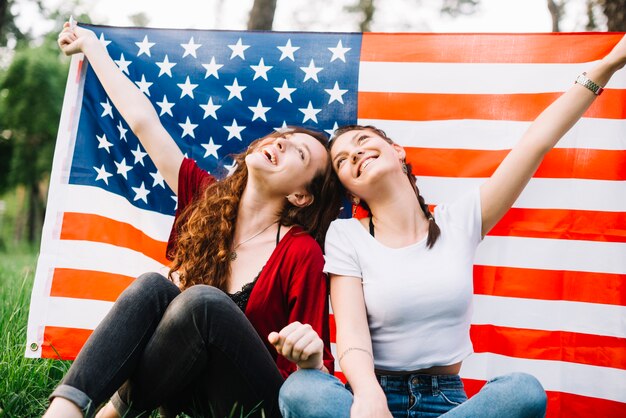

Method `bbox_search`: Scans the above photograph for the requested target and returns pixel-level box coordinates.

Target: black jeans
[50,272,284,417]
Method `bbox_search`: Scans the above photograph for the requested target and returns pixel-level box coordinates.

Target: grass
[0,249,71,417]
[0,250,267,418]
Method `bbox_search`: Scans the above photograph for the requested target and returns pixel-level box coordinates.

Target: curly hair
[330,124,441,249]
[170,127,344,291]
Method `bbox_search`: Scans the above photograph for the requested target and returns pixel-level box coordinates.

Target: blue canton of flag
[71,25,362,216]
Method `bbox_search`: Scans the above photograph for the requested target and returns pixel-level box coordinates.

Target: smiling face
[245,131,329,204]
[330,128,406,200]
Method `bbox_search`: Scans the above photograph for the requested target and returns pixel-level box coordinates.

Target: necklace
[230,221,278,261]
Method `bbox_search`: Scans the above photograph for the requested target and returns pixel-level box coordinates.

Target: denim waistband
[376,373,464,393]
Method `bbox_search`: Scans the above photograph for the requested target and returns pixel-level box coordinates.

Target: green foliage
[0,0,31,47]
[0,42,68,188]
[0,250,71,417]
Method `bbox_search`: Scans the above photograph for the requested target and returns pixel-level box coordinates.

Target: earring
[351,196,360,206]
[401,162,408,175]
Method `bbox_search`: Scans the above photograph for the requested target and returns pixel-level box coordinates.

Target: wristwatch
[575,72,604,96]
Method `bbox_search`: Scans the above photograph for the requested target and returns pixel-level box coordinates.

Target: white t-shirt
[324,188,482,371]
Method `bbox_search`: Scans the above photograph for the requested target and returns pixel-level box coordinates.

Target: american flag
[26,25,625,417]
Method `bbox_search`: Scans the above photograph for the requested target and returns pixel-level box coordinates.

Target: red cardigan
[166,158,334,378]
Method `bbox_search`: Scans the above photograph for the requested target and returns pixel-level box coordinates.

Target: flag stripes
[406,148,625,180]
[360,33,624,63]
[27,28,626,416]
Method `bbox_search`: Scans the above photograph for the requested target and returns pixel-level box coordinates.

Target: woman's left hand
[269,321,325,371]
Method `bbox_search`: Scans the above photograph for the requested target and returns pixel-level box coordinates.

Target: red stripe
[486,207,626,243]
[357,90,626,121]
[361,33,624,63]
[405,148,626,181]
[329,312,337,344]
[463,379,626,417]
[60,212,169,266]
[470,325,626,370]
[474,265,626,306]
[50,268,135,302]
[42,326,93,360]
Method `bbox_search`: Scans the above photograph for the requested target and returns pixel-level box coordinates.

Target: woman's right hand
[57,21,97,56]
[350,391,393,418]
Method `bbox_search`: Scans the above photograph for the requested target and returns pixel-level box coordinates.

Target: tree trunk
[357,0,375,32]
[602,0,626,31]
[547,0,563,32]
[27,181,39,243]
[247,0,277,30]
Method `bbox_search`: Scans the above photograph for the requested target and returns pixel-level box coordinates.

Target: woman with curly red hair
[45,23,343,418]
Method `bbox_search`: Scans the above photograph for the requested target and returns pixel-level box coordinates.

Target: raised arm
[58,22,184,194]
[331,274,392,418]
[480,35,626,236]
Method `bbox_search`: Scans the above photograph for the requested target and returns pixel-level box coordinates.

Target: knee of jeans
[124,272,178,299]
[166,285,233,322]
[502,372,547,415]
[280,369,350,416]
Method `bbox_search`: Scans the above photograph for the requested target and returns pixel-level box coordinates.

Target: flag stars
[325,81,348,104]
[181,37,201,58]
[135,75,153,96]
[179,117,198,139]
[277,39,299,61]
[224,119,246,141]
[201,137,222,159]
[300,59,323,83]
[117,120,128,141]
[328,40,351,62]
[150,170,166,188]
[202,57,223,79]
[100,99,114,119]
[93,164,113,185]
[131,145,148,166]
[274,80,296,103]
[274,121,289,133]
[325,121,339,137]
[156,95,175,117]
[156,55,176,77]
[98,33,111,48]
[249,99,271,122]
[299,101,321,123]
[199,97,221,120]
[96,133,113,153]
[135,35,155,57]
[132,182,150,204]
[224,161,238,177]
[114,53,132,75]
[228,38,250,60]
[250,58,272,81]
[178,76,198,99]
[225,78,247,101]
[114,158,133,179]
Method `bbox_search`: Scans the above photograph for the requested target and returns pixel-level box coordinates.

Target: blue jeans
[279,369,546,418]
[49,272,283,417]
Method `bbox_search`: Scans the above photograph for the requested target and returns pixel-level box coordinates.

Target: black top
[227,224,282,312]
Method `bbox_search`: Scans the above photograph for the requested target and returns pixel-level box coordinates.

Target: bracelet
[338,347,373,363]
[575,72,604,96]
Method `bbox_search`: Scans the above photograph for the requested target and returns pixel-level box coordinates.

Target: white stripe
[359,61,626,94]
[476,236,626,275]
[460,352,626,404]
[46,297,114,330]
[50,240,168,278]
[357,118,626,151]
[472,295,626,339]
[27,55,86,359]
[60,184,174,241]
[417,176,626,212]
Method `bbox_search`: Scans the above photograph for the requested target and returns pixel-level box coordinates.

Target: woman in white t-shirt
[279,34,626,418]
